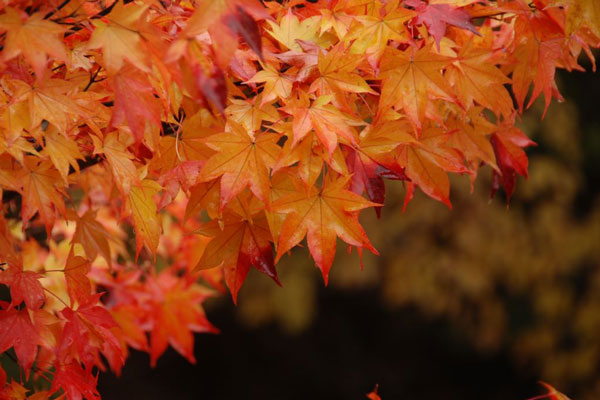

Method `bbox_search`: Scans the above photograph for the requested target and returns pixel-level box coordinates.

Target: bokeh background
[98,64,600,399]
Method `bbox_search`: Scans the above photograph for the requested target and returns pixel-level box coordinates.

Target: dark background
[98,289,537,400]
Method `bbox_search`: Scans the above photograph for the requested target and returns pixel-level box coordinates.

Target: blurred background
[99,65,600,400]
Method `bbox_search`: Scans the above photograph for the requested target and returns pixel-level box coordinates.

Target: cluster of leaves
[0,0,598,398]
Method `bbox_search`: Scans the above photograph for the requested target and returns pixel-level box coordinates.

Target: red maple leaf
[0,306,39,374]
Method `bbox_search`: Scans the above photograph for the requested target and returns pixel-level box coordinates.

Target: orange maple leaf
[273,175,378,283]
[379,44,456,131]
[0,8,68,78]
[194,195,278,303]
[198,121,281,210]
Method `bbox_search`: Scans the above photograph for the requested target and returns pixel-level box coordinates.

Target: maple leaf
[406,0,480,48]
[0,265,45,310]
[267,10,325,51]
[0,308,39,374]
[20,157,67,235]
[344,1,414,62]
[157,161,204,209]
[110,305,148,352]
[152,110,217,173]
[194,196,278,303]
[57,297,124,371]
[512,12,565,114]
[0,8,68,78]
[0,0,598,394]
[565,0,600,38]
[183,0,267,65]
[71,210,112,266]
[309,43,377,112]
[273,175,378,283]
[22,78,92,135]
[110,65,162,144]
[51,361,100,400]
[273,38,320,81]
[379,45,456,131]
[0,213,22,270]
[345,120,413,214]
[246,66,294,105]
[446,106,499,173]
[446,40,514,119]
[282,93,361,156]
[312,43,375,95]
[1,380,29,400]
[263,169,300,245]
[126,179,162,258]
[528,382,572,400]
[0,375,5,398]
[397,125,467,207]
[64,251,93,306]
[42,127,84,183]
[490,124,536,201]
[95,131,139,195]
[86,0,150,74]
[275,131,326,188]
[198,122,281,210]
[147,270,217,366]
[185,180,221,221]
[226,95,280,132]
[366,384,382,400]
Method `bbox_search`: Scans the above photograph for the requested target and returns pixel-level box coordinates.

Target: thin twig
[83,67,102,92]
[44,0,73,19]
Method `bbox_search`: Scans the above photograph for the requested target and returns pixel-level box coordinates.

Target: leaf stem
[43,287,70,308]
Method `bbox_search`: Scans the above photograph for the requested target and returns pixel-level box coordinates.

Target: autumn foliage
[0,0,598,398]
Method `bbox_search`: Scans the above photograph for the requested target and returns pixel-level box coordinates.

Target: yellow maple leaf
[126,179,162,258]
[43,127,84,183]
[0,8,68,78]
[267,11,333,51]
[566,0,600,38]
[86,1,150,74]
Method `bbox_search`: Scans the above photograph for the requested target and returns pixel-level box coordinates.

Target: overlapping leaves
[0,0,598,397]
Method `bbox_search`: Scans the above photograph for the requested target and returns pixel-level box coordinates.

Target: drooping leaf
[97,131,139,195]
[20,157,67,235]
[0,265,45,310]
[397,125,466,207]
[110,65,162,144]
[71,210,112,266]
[126,179,162,258]
[273,176,378,283]
[64,251,92,306]
[490,124,536,201]
[147,271,217,366]
[57,298,124,372]
[194,196,278,303]
[51,361,100,400]
[43,127,84,183]
[0,308,39,374]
